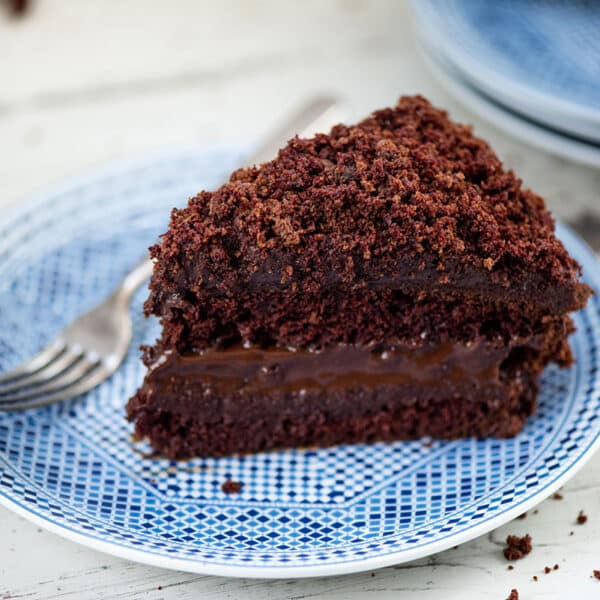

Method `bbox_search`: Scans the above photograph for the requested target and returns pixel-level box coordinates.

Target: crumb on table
[221,479,243,494]
[504,534,532,561]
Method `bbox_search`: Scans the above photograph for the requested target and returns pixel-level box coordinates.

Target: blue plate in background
[412,0,600,142]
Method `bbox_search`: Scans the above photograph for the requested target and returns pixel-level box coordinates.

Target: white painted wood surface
[1,2,599,598]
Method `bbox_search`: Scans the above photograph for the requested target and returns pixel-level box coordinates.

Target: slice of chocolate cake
[127,96,591,459]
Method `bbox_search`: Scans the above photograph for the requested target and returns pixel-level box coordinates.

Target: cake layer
[128,373,536,459]
[146,284,576,355]
[128,323,567,458]
[144,96,590,351]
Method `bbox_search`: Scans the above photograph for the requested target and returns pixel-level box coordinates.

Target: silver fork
[0,96,347,411]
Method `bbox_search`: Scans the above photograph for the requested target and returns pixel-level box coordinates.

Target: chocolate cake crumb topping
[594,570,600,580]
[504,534,532,561]
[577,510,588,524]
[552,492,563,500]
[506,589,519,600]
[544,566,551,574]
[221,479,242,494]
[152,96,584,295]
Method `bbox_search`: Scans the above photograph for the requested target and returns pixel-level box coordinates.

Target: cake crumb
[533,575,538,582]
[569,531,574,536]
[505,589,519,600]
[507,565,514,571]
[5,0,28,15]
[221,479,242,494]
[553,564,559,571]
[577,510,588,524]
[552,492,563,500]
[593,569,600,580]
[516,512,527,520]
[503,534,532,561]
[544,566,551,574]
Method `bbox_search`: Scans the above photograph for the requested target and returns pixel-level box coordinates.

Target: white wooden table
[1,2,600,598]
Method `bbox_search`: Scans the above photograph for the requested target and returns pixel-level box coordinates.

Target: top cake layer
[147,96,587,321]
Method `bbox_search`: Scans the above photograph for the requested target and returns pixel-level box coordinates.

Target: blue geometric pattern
[0,147,599,576]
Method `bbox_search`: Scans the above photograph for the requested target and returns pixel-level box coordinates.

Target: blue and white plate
[412,0,600,142]
[0,149,599,578]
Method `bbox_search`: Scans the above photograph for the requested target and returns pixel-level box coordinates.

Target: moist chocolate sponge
[145,96,589,352]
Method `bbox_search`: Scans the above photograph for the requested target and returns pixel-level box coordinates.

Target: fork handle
[119,258,155,302]
[115,96,347,304]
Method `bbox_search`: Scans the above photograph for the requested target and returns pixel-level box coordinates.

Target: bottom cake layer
[127,333,569,458]
[128,380,536,459]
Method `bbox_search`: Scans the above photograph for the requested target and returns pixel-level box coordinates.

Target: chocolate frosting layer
[147,341,506,396]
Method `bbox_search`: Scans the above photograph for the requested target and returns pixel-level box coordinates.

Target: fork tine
[0,339,66,384]
[0,364,111,412]
[0,349,83,394]
[0,355,100,405]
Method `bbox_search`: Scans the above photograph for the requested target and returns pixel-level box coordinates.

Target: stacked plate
[411,0,600,167]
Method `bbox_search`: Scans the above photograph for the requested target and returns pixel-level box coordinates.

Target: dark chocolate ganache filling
[147,341,508,395]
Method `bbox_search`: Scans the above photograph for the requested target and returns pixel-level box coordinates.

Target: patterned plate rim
[0,150,599,578]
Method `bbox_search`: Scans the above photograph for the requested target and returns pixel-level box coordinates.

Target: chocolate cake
[127,96,591,459]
